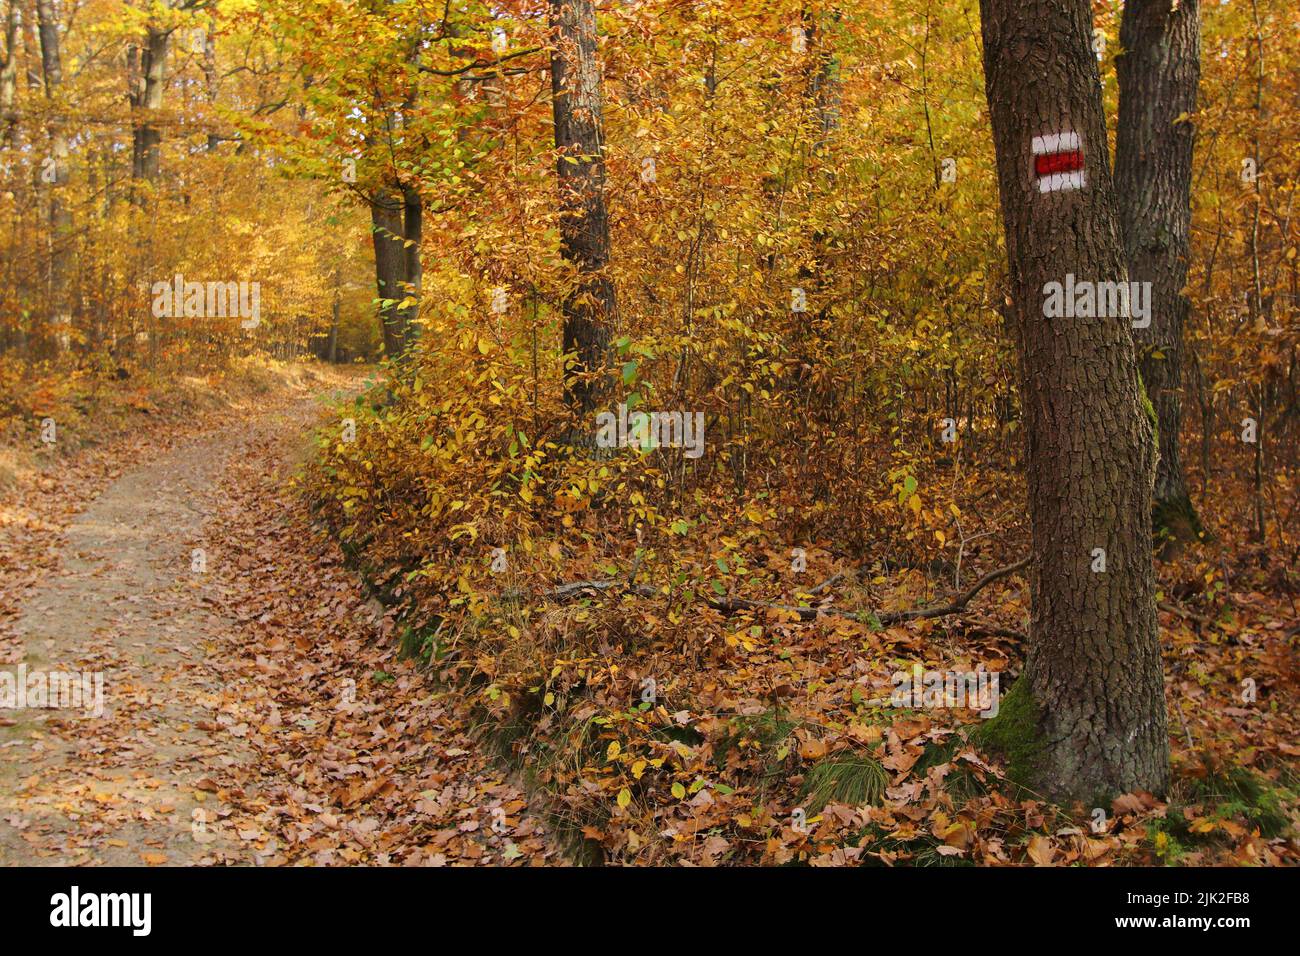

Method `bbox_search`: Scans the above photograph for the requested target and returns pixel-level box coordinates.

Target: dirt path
[0,382,558,866]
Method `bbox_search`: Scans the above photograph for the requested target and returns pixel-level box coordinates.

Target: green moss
[969,678,1045,788]
[1138,374,1159,450]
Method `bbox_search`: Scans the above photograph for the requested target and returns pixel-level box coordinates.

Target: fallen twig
[1157,600,1215,628]
[542,558,1031,629]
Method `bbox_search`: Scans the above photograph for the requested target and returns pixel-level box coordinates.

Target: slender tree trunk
[810,8,841,152]
[550,0,614,417]
[0,2,18,357]
[362,6,423,366]
[201,20,220,152]
[977,0,1169,801]
[20,0,39,93]
[328,267,341,364]
[36,0,70,355]
[1115,0,1201,539]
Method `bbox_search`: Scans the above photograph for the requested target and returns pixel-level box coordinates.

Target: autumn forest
[0,0,1297,887]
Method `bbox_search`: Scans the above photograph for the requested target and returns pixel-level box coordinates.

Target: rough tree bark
[550,0,614,417]
[976,0,1169,801]
[1115,0,1201,541]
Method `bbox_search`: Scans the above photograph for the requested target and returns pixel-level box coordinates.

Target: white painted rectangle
[1038,170,1086,193]
[1031,131,1081,155]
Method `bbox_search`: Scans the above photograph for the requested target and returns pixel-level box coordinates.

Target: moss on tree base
[969,679,1047,791]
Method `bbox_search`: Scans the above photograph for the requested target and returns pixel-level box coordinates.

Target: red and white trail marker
[1031,131,1085,193]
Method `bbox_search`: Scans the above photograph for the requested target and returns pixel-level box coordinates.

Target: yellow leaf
[616,787,631,808]
[606,741,621,761]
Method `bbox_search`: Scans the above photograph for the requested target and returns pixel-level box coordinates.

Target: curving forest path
[0,375,557,866]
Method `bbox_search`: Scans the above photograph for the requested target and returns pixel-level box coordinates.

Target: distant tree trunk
[1115,0,1201,541]
[130,24,169,194]
[36,0,71,355]
[801,8,842,443]
[20,0,39,92]
[977,0,1169,801]
[550,0,614,417]
[1,1,19,148]
[0,2,20,357]
[811,10,841,153]
[328,267,341,364]
[201,20,220,152]
[363,10,423,366]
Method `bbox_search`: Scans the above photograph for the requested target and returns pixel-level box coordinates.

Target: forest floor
[0,367,558,865]
[0,363,1295,867]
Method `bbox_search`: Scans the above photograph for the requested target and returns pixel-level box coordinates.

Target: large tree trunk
[370,189,410,359]
[1115,0,1201,539]
[977,0,1169,801]
[35,0,70,355]
[550,0,614,417]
